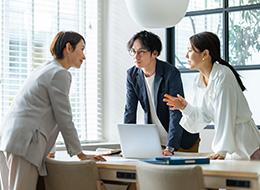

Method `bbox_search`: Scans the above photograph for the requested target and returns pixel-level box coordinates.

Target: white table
[55,151,260,190]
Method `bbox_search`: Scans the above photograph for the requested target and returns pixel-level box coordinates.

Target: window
[0,0,103,143]
[168,0,260,71]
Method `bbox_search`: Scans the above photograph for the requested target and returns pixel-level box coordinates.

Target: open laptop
[117,124,162,159]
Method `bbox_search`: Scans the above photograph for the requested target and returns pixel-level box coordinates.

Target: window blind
[0,0,103,143]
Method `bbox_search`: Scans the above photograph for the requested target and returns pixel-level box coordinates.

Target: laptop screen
[118,124,162,159]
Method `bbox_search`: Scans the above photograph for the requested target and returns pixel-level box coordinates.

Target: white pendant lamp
[124,0,190,28]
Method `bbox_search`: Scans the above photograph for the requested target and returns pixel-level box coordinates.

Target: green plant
[229,7,260,65]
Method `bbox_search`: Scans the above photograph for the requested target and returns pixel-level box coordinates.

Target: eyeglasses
[129,48,149,57]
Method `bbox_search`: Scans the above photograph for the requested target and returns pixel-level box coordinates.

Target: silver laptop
[117,124,162,159]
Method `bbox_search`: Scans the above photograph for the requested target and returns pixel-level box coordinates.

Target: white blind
[0,0,103,142]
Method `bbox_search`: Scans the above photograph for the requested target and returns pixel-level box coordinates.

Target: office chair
[43,158,106,190]
[136,161,205,190]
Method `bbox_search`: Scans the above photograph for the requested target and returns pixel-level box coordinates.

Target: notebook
[145,156,210,165]
[117,124,162,159]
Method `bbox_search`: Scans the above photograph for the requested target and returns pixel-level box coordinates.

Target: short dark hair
[50,31,85,59]
[127,30,162,56]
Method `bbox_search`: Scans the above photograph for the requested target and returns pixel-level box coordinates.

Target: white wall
[240,70,260,124]
[102,0,165,143]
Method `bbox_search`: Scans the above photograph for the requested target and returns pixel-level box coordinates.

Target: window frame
[166,1,260,73]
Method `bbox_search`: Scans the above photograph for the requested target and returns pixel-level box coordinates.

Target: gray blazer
[0,60,82,175]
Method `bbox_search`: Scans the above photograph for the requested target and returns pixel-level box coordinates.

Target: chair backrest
[44,158,100,190]
[136,161,205,190]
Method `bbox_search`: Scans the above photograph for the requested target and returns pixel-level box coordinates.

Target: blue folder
[145,156,210,165]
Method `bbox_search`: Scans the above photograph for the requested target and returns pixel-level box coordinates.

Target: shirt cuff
[182,102,193,116]
[166,146,175,153]
[67,146,82,157]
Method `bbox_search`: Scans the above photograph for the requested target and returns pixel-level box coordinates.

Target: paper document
[95,148,121,156]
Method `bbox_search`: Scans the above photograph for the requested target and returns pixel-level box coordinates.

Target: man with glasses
[124,30,200,155]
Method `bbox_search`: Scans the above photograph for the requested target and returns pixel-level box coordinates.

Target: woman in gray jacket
[0,31,105,190]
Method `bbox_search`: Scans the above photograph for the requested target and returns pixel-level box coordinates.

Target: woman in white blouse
[0,31,105,190]
[163,31,260,160]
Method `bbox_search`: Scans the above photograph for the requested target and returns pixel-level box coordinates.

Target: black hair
[127,30,162,56]
[50,31,85,59]
[190,31,246,91]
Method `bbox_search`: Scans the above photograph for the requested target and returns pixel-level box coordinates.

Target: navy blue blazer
[124,59,199,149]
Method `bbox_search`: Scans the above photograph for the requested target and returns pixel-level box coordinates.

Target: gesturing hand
[163,94,187,110]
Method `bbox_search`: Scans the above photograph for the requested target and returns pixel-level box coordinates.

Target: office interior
[0,0,260,190]
[103,0,260,152]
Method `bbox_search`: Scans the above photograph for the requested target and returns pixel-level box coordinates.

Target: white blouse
[181,63,260,160]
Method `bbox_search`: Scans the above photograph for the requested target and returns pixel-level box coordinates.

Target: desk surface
[55,151,260,189]
[55,151,260,178]
[98,156,260,178]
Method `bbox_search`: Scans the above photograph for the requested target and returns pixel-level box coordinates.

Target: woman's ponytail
[217,58,246,91]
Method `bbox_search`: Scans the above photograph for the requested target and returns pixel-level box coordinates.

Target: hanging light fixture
[124,0,190,28]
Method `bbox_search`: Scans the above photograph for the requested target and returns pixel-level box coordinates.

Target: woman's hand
[47,152,55,158]
[163,94,187,110]
[208,153,225,160]
[77,152,106,161]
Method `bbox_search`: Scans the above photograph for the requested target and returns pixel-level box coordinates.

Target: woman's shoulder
[214,63,235,80]
[47,60,69,74]
[212,63,237,87]
[36,60,70,83]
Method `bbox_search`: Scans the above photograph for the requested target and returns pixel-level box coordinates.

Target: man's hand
[162,148,174,156]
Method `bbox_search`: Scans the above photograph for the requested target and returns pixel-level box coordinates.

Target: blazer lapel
[136,69,149,112]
